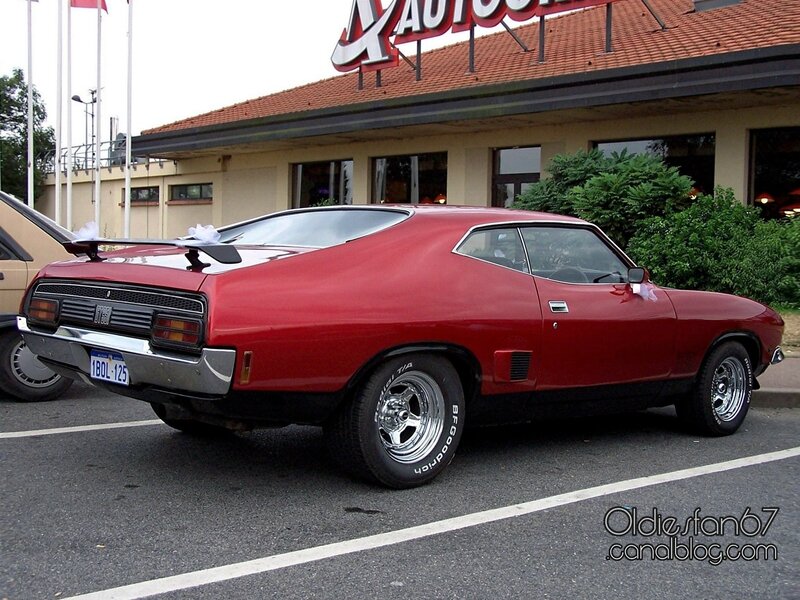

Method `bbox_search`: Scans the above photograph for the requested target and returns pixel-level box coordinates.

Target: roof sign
[332,0,617,72]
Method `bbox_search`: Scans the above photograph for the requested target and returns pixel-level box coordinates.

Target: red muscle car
[18,206,785,487]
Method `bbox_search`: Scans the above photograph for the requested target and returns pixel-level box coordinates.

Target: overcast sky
[0,0,511,147]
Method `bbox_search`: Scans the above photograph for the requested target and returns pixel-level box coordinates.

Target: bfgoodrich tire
[325,354,465,488]
[0,329,72,402]
[676,341,753,436]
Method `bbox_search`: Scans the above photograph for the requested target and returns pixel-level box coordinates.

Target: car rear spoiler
[64,239,242,269]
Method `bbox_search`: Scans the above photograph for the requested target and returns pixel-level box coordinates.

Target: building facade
[42,0,800,237]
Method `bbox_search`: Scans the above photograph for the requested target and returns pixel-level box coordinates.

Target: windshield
[217,208,409,248]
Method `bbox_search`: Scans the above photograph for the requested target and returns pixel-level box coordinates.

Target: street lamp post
[71,90,96,170]
[71,90,97,205]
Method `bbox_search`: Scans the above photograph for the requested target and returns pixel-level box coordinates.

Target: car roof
[402,204,586,225]
[0,191,75,243]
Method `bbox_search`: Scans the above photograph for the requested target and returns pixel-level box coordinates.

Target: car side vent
[494,350,532,383]
[510,352,531,381]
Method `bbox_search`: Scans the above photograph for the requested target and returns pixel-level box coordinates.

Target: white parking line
[62,446,800,600]
[0,420,162,439]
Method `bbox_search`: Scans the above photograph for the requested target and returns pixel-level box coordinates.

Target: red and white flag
[70,0,108,12]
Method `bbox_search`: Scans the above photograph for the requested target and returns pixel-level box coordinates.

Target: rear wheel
[676,341,752,436]
[0,330,72,402]
[150,403,233,437]
[325,354,465,488]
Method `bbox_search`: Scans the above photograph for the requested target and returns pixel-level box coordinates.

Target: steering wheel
[550,267,589,283]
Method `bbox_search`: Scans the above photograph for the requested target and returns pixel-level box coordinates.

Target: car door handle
[549,300,569,313]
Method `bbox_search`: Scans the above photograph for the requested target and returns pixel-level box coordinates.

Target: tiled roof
[143,0,800,135]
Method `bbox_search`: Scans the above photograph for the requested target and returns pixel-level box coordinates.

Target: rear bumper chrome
[771,347,785,365]
[17,316,236,396]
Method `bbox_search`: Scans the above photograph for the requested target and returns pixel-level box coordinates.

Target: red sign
[332,0,617,72]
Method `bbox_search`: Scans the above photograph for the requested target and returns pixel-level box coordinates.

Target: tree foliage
[0,68,54,204]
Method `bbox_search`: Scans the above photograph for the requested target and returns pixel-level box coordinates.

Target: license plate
[89,350,129,386]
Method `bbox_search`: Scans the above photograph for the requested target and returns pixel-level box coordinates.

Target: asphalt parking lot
[2,383,798,600]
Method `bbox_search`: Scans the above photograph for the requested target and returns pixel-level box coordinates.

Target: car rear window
[217,208,409,248]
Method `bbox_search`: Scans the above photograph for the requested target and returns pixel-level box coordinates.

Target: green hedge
[514,150,799,308]
[514,150,693,247]
[627,190,800,308]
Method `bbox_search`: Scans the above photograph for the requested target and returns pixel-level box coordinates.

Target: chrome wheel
[711,357,747,422]
[676,341,751,436]
[375,370,445,464]
[325,353,464,488]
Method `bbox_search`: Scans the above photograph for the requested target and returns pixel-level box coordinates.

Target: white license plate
[89,350,129,386]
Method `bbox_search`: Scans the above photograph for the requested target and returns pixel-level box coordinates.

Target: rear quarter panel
[203,214,543,395]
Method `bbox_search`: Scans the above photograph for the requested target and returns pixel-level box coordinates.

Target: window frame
[371,151,448,205]
[169,183,213,204]
[454,221,636,284]
[291,159,354,208]
[593,133,716,196]
[492,146,542,208]
[125,185,160,206]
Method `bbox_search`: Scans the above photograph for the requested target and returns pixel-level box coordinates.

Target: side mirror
[628,267,647,284]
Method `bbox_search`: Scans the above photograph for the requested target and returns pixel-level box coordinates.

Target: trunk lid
[35,244,313,292]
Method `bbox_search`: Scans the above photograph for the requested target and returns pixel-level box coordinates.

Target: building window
[126,186,159,205]
[594,134,716,196]
[292,160,353,208]
[170,183,213,202]
[492,146,541,208]
[372,152,447,204]
[751,127,800,220]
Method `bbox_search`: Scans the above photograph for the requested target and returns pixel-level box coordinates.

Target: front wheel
[676,341,753,436]
[325,354,465,488]
[0,330,72,402]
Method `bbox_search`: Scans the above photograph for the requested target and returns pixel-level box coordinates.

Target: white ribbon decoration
[188,224,221,244]
[631,283,658,301]
[76,221,100,240]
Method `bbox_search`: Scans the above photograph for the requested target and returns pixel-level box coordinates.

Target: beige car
[0,191,73,401]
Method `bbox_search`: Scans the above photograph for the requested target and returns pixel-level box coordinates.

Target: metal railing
[40,140,160,174]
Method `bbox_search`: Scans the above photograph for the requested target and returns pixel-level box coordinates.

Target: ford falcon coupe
[18,205,785,487]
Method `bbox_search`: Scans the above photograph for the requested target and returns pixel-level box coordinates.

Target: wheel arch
[345,343,482,406]
[701,331,762,380]
[0,314,19,331]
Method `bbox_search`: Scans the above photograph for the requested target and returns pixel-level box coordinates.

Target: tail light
[152,315,203,350]
[28,298,59,325]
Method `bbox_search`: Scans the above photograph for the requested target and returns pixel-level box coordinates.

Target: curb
[752,389,800,409]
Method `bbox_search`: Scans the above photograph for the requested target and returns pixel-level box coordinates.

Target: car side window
[457,228,529,273]
[520,226,628,283]
[0,231,18,260]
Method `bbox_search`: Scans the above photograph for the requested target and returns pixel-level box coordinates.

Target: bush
[514,150,693,246]
[513,149,610,215]
[569,153,694,247]
[627,189,800,308]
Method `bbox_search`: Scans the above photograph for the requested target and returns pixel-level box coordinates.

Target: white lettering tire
[325,354,465,488]
[676,341,752,436]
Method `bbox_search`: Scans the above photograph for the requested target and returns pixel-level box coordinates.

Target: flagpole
[94,0,102,229]
[66,0,73,230]
[26,0,35,208]
[55,0,64,225]
[124,0,133,238]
